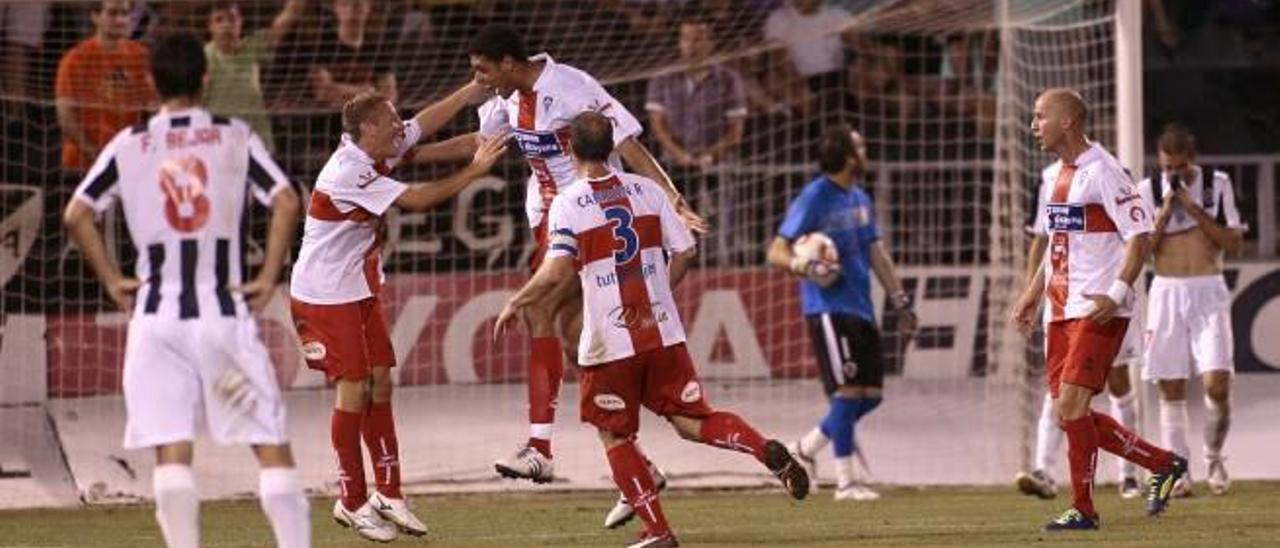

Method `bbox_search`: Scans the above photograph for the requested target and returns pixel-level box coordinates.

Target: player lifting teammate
[495,112,808,548]
[767,125,916,501]
[1011,88,1187,531]
[63,33,310,548]
[463,25,706,485]
[288,84,506,541]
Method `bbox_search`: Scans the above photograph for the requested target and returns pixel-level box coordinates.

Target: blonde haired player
[1138,123,1245,497]
[288,85,507,542]
[1011,88,1186,531]
[495,112,808,548]
[63,33,309,548]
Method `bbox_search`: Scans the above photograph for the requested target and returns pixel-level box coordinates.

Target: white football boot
[369,491,428,536]
[332,500,397,543]
[494,445,555,484]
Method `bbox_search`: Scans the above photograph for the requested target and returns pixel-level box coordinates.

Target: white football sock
[1159,399,1191,461]
[833,456,855,489]
[529,423,553,441]
[1203,394,1230,459]
[153,464,199,548]
[798,426,829,459]
[1110,391,1138,479]
[1033,393,1063,474]
[259,467,311,548]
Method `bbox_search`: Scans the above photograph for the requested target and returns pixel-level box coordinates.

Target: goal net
[0,0,1122,506]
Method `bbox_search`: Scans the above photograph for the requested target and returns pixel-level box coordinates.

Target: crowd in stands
[0,0,1274,276]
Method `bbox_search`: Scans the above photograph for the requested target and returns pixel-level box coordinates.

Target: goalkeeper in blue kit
[766,124,916,500]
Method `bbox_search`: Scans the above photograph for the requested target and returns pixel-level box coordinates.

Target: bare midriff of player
[1138,123,1246,497]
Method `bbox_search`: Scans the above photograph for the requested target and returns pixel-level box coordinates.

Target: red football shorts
[290,296,395,382]
[579,343,713,437]
[1045,317,1130,398]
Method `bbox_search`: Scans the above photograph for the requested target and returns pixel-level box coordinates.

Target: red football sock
[607,441,671,537]
[1092,411,1175,473]
[362,401,402,499]
[698,411,767,463]
[331,408,367,511]
[527,337,563,458]
[1061,414,1100,518]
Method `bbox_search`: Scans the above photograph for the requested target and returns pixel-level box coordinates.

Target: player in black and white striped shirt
[63,32,309,548]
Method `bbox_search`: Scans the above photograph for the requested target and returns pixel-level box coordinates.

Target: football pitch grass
[2,482,1278,547]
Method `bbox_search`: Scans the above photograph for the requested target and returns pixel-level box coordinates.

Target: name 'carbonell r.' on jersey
[1032,142,1156,322]
[544,172,696,366]
[72,108,292,319]
[477,53,643,229]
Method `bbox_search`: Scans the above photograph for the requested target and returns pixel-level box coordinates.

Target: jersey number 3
[604,206,639,264]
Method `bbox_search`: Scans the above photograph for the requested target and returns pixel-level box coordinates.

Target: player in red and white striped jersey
[415,25,705,498]
[289,87,506,542]
[495,112,807,548]
[1010,88,1185,532]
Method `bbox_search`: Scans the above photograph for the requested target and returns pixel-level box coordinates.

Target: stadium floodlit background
[1,0,1278,545]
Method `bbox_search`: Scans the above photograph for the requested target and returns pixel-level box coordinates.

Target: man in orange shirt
[55,0,155,172]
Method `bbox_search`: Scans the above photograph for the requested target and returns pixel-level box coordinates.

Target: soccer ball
[793,232,839,264]
[792,233,840,286]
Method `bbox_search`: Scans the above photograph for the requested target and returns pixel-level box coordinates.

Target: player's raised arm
[394,132,508,212]
[409,132,482,164]
[411,79,490,140]
[616,136,708,233]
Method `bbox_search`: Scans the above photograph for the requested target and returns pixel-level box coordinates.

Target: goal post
[0,0,1130,506]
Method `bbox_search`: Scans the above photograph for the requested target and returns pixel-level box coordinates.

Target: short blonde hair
[342,91,389,141]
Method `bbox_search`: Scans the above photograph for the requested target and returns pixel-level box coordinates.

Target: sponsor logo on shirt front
[513,129,565,159]
[1046,204,1086,232]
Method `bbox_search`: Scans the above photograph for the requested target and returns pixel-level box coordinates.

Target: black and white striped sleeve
[246,130,292,206]
[72,136,122,214]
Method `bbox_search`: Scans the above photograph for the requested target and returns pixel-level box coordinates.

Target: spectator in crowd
[55,0,155,174]
[204,0,306,153]
[646,13,747,263]
[309,0,397,108]
[762,0,855,119]
[0,2,51,126]
[936,31,998,138]
[844,39,915,139]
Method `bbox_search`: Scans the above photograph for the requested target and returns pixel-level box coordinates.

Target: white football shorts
[1142,274,1234,381]
[1114,306,1144,365]
[122,315,289,449]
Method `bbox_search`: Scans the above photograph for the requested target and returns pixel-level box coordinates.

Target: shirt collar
[339,134,376,166]
[528,52,556,92]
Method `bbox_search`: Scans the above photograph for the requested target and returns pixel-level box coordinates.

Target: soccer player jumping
[462,25,706,486]
[495,112,808,548]
[1011,88,1187,531]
